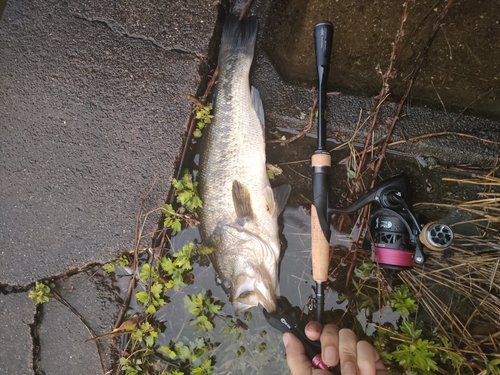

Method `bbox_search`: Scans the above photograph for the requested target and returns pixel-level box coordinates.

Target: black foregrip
[312,165,332,240]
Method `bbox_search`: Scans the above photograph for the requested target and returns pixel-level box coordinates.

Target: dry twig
[239,0,254,19]
[268,98,318,145]
[371,0,456,184]
[52,290,107,375]
[114,176,159,330]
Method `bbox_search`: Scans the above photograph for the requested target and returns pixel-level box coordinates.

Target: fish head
[210,224,279,314]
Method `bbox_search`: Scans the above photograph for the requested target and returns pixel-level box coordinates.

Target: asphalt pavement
[0,0,220,372]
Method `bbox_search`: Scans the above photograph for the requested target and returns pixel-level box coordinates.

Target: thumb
[283,332,313,375]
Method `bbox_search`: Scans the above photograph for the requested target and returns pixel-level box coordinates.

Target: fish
[198,14,290,315]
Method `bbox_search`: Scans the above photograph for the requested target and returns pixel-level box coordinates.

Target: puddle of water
[112,125,492,373]
[149,201,351,374]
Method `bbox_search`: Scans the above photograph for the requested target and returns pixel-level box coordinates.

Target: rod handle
[311,205,330,282]
[311,153,331,282]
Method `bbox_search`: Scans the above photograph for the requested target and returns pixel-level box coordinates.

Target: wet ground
[1,0,499,373]
[140,133,488,374]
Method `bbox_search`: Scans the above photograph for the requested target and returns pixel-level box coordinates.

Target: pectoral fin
[264,184,291,216]
[232,180,254,220]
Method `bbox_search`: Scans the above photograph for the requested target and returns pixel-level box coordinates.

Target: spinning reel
[331,173,454,269]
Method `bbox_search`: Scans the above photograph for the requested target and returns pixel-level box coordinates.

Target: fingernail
[308,321,322,332]
[323,346,337,366]
[282,333,290,347]
[343,361,357,375]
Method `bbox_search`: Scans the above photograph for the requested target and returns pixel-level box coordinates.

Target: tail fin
[219,13,258,63]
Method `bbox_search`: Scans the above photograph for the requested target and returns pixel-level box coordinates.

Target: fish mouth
[231,276,277,314]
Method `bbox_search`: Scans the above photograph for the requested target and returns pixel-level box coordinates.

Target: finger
[305,321,322,341]
[283,332,313,375]
[357,340,388,375]
[284,332,335,375]
[375,363,391,375]
[320,324,340,367]
[338,328,360,375]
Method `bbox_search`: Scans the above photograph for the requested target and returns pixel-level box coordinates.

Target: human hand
[283,321,390,375]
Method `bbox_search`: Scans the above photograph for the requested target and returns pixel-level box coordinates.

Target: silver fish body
[198,14,289,314]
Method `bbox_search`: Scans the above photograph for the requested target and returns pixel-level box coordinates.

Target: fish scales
[200,19,268,237]
[198,14,289,314]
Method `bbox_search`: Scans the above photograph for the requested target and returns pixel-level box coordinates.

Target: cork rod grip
[311,205,330,282]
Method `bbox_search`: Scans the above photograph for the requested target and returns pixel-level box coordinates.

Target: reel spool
[330,173,454,269]
[370,208,417,269]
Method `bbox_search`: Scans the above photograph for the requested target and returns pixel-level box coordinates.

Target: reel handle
[420,222,454,251]
[330,173,410,214]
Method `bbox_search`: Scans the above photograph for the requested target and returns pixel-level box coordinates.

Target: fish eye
[222,279,233,290]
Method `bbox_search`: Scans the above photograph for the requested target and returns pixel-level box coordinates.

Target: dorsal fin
[251,86,265,128]
[232,180,254,219]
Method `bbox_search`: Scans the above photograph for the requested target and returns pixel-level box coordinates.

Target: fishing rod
[311,21,334,323]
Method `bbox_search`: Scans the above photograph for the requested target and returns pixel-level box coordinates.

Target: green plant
[134,243,212,315]
[118,239,218,374]
[351,276,380,312]
[266,164,282,179]
[29,281,53,304]
[163,169,203,233]
[103,254,129,273]
[161,242,206,291]
[172,170,203,212]
[131,321,160,348]
[370,310,466,375]
[393,338,438,374]
[136,262,167,314]
[389,284,417,316]
[184,290,223,332]
[438,335,463,370]
[390,321,438,374]
[119,356,142,375]
[351,259,384,312]
[160,338,215,374]
[118,321,161,375]
[355,259,376,279]
[350,257,466,374]
[486,358,500,375]
[193,102,213,138]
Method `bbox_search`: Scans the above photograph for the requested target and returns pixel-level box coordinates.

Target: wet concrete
[0,0,220,373]
[0,292,34,375]
[262,0,500,118]
[0,0,7,19]
[251,0,500,167]
[38,270,120,374]
[0,0,218,286]
[0,0,499,373]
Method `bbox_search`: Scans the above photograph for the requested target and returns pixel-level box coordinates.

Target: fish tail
[219,13,258,64]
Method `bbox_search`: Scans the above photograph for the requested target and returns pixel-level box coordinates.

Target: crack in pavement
[69,11,203,59]
[29,304,43,375]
